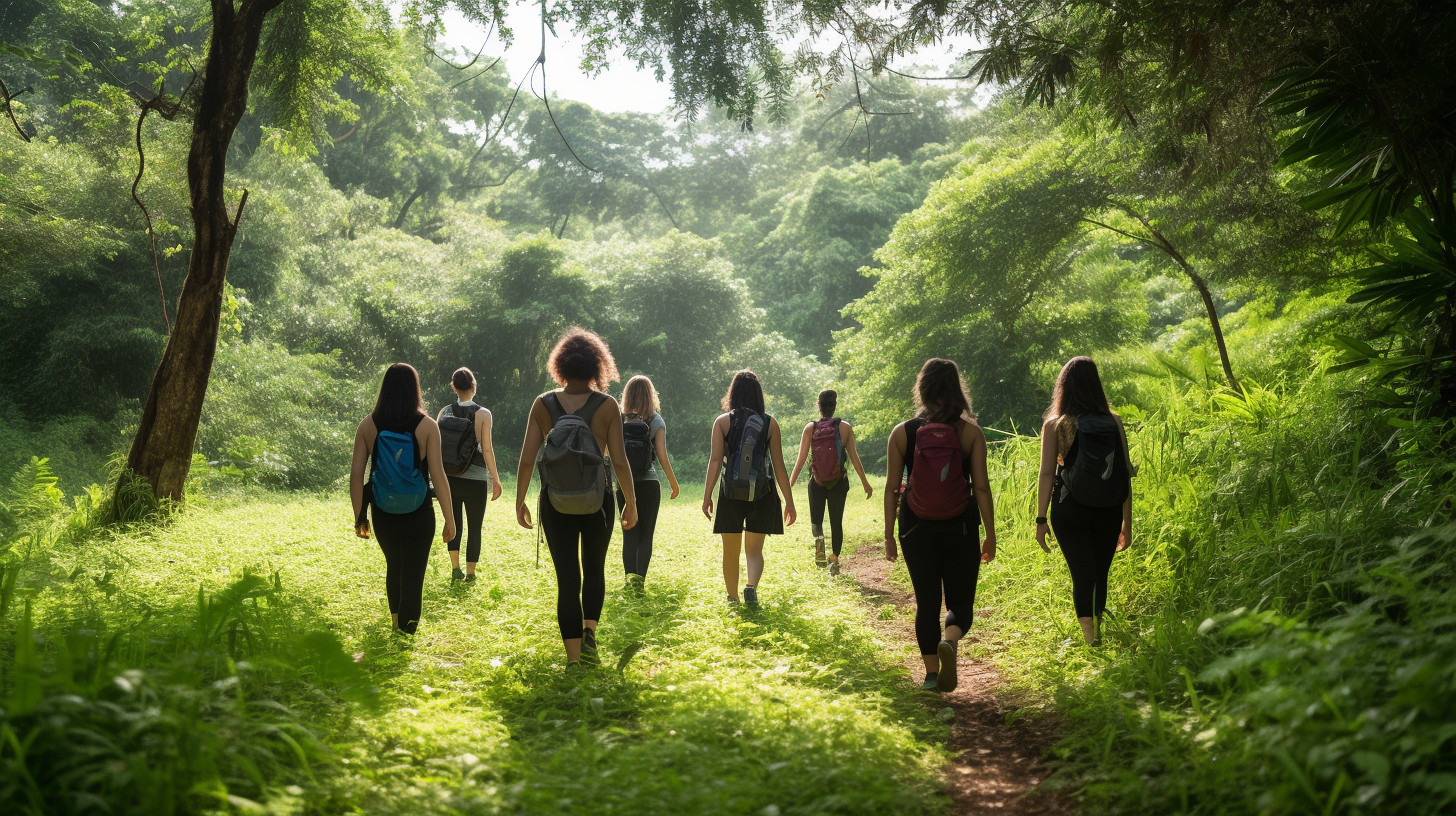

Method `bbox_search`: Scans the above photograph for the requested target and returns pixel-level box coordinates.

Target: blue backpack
[371,428,429,514]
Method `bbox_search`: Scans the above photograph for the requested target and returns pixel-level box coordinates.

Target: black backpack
[622,413,655,481]
[1058,413,1130,508]
[438,403,481,476]
[724,409,772,502]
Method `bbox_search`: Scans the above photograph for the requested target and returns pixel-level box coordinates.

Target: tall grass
[975,369,1456,814]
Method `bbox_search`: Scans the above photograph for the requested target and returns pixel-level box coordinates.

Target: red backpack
[810,418,846,486]
[906,419,969,520]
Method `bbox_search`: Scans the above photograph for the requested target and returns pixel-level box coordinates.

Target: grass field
[5,475,967,815]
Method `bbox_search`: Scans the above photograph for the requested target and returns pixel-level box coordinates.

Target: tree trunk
[1105,206,1241,392]
[122,0,283,502]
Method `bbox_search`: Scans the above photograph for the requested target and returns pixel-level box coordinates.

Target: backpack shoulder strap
[543,392,565,424]
[904,418,926,476]
[576,391,607,422]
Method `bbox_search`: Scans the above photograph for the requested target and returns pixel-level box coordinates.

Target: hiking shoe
[464,572,477,583]
[828,560,841,577]
[451,568,465,582]
[743,586,759,607]
[581,628,599,665]
[920,673,939,691]
[814,534,827,567]
[936,640,958,692]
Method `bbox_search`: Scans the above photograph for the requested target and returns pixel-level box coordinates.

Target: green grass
[2,475,951,815]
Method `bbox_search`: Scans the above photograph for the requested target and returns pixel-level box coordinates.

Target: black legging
[540,491,615,640]
[371,500,435,635]
[617,479,661,577]
[446,475,489,563]
[808,477,849,556]
[1050,496,1122,618]
[899,505,981,656]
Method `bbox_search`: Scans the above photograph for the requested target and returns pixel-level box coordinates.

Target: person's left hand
[783,502,797,528]
[669,483,680,500]
[442,519,457,546]
[1117,528,1131,552]
[491,480,502,501]
[862,481,874,499]
[621,503,638,531]
[981,535,997,563]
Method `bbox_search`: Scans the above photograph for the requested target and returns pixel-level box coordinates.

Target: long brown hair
[1046,356,1112,420]
[620,374,660,418]
[913,358,975,424]
[721,370,766,413]
[373,363,426,426]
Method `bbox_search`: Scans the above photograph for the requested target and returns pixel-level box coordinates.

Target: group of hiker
[348,328,1133,692]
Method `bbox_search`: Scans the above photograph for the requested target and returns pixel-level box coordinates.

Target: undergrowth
[974,368,1456,815]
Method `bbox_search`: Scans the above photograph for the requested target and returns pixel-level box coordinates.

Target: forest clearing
[3,0,1455,814]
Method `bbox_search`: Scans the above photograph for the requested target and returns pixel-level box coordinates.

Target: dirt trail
[842,548,1070,815]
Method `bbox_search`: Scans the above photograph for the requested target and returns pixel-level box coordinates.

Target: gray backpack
[537,392,609,514]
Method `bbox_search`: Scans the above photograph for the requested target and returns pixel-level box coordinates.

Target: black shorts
[713,488,784,536]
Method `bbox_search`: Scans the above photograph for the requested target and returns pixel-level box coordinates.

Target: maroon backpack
[906,419,969,520]
[810,418,846,486]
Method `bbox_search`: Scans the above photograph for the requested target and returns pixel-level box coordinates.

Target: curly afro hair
[547,327,619,392]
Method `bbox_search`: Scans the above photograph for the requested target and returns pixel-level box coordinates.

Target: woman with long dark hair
[617,374,680,589]
[350,363,456,635]
[789,388,873,576]
[436,366,502,582]
[516,328,638,667]
[1035,356,1133,646]
[702,370,796,607]
[883,358,996,692]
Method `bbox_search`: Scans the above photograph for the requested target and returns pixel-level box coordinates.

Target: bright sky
[439,5,981,115]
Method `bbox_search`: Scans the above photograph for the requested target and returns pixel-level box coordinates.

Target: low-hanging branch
[1,77,32,142]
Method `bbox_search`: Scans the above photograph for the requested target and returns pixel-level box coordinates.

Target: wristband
[1035,516,1047,525]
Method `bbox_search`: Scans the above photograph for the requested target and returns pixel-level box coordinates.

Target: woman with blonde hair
[617,374,680,589]
[883,358,996,692]
[516,329,638,667]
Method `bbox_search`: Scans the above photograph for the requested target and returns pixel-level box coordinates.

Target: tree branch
[0,78,32,142]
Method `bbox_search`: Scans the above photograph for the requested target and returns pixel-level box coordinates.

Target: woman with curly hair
[516,328,638,667]
[702,370,796,607]
[883,358,996,692]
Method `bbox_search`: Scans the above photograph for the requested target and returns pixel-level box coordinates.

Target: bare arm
[350,417,372,535]
[653,426,680,499]
[600,398,638,530]
[843,422,873,498]
[1117,416,1133,550]
[967,422,995,563]
[420,418,456,545]
[479,408,502,501]
[788,422,812,486]
[1035,417,1058,553]
[882,425,906,560]
[702,414,728,518]
[769,417,796,527]
[516,398,548,529]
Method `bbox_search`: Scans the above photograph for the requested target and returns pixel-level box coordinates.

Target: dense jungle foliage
[1,0,1453,814]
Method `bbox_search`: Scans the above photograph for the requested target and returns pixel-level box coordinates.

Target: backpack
[724,409,772,502]
[370,427,429,514]
[622,413,655,481]
[537,392,609,514]
[905,419,969,521]
[438,403,481,476]
[810,417,847,486]
[1058,413,1130,508]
